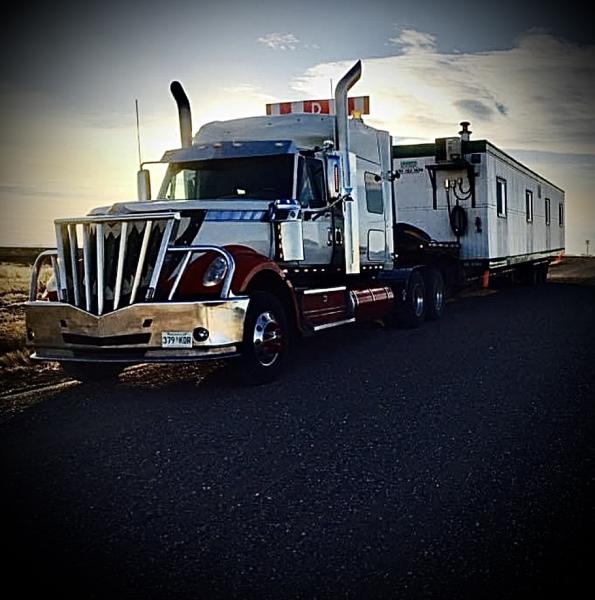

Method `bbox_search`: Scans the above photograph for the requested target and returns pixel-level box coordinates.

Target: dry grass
[0,262,30,358]
[0,348,31,369]
[0,262,30,298]
[0,261,53,363]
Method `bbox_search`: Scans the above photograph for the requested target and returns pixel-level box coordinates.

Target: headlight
[202,256,228,287]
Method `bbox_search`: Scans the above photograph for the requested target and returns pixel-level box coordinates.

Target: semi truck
[25,62,565,384]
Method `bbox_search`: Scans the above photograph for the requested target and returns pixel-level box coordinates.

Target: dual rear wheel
[395,268,445,328]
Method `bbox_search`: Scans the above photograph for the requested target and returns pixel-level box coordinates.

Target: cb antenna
[135,99,143,168]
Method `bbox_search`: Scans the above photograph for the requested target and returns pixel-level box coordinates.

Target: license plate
[161,331,193,348]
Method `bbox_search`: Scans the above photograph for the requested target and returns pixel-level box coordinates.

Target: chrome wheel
[424,269,445,322]
[413,284,425,318]
[253,311,283,367]
[434,287,444,312]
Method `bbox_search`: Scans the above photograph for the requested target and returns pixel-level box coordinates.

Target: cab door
[357,163,387,265]
[298,156,334,265]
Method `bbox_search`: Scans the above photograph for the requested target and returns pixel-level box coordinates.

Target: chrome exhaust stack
[334,61,362,275]
[170,81,193,148]
[334,60,361,190]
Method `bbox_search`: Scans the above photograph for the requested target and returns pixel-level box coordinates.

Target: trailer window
[558,202,564,226]
[545,198,551,226]
[525,190,533,223]
[496,178,507,217]
[365,172,384,215]
[297,157,326,209]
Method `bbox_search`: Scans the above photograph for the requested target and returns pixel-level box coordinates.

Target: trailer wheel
[397,270,426,328]
[233,291,289,385]
[60,362,125,383]
[424,269,445,321]
[532,266,542,285]
[524,263,549,285]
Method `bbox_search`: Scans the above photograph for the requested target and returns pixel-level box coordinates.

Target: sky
[1,0,594,254]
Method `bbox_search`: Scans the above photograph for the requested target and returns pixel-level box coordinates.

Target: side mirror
[326,157,341,200]
[137,169,152,201]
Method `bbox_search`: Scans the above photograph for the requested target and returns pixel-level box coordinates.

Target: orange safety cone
[481,269,490,289]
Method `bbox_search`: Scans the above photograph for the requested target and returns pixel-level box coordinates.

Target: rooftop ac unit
[435,136,462,162]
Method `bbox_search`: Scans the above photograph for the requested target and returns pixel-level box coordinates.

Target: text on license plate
[161,331,193,348]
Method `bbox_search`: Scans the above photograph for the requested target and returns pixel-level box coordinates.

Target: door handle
[327,228,333,246]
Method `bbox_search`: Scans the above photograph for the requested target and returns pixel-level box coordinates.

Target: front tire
[60,362,125,383]
[233,291,289,385]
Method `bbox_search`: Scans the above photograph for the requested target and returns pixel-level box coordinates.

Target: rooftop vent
[459,121,471,142]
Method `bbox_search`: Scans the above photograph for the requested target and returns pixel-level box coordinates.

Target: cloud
[258,33,300,51]
[454,99,495,120]
[495,102,508,116]
[222,83,273,101]
[389,28,437,53]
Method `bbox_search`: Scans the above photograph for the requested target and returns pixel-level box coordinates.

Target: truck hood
[89,199,274,216]
[86,199,274,259]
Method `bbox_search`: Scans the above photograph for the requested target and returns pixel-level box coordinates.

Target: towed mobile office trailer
[393,124,565,279]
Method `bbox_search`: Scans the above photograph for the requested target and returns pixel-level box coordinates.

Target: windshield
[159,155,295,201]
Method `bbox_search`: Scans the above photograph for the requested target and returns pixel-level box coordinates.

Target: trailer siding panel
[393,142,564,264]
[393,153,490,259]
[485,146,564,260]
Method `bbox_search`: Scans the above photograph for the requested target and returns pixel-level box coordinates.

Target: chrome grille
[54,213,179,315]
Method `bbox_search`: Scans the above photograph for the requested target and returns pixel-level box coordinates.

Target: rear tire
[233,291,289,385]
[520,263,549,286]
[396,270,426,328]
[60,362,125,383]
[423,269,445,321]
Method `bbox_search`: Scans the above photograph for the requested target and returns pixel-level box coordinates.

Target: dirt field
[0,254,65,401]
[548,255,595,285]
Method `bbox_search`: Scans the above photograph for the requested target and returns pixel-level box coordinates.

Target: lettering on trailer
[398,160,424,175]
[266,96,370,116]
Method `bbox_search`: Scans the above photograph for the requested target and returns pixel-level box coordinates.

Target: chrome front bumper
[25,298,249,363]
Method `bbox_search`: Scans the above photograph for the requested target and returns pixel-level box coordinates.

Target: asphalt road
[2,281,594,599]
